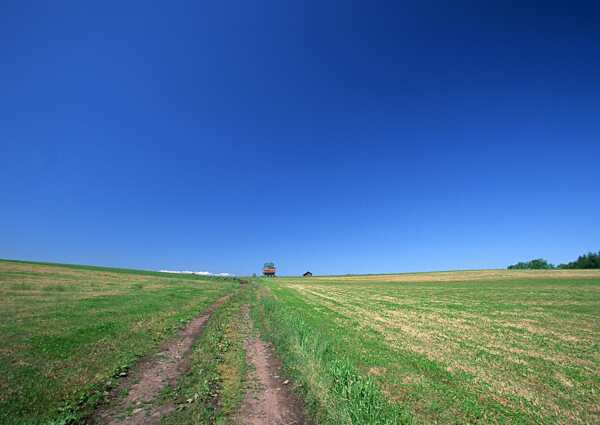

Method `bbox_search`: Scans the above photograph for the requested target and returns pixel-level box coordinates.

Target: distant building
[303,271,313,277]
[263,262,276,277]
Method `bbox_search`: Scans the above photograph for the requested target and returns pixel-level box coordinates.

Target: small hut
[263,262,276,277]
[303,271,313,277]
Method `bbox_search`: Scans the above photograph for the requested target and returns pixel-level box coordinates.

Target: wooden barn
[263,262,276,277]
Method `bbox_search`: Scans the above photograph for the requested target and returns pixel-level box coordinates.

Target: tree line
[508,250,600,269]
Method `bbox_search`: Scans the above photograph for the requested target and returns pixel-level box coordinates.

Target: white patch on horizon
[159,269,234,277]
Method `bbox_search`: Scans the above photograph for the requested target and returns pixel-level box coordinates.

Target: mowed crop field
[0,260,238,425]
[263,270,600,424]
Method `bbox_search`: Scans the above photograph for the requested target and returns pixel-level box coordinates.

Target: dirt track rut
[235,306,307,425]
[91,294,231,425]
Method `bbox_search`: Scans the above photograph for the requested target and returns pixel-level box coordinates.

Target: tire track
[91,294,232,425]
[235,305,307,425]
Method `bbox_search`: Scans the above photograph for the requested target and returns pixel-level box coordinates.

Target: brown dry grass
[310,268,600,283]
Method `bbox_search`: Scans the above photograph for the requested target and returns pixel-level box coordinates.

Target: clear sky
[2,1,599,276]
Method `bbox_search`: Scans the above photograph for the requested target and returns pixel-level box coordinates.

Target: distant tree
[510,251,600,270]
[558,251,600,269]
[508,258,554,270]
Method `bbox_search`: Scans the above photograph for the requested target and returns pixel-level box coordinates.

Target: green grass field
[0,260,238,425]
[2,260,600,424]
[256,270,600,424]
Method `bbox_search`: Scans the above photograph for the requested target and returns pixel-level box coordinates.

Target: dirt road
[235,306,307,425]
[91,294,231,425]
[91,296,307,425]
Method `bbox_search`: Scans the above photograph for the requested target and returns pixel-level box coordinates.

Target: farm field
[256,270,600,424]
[2,260,600,425]
[0,260,238,425]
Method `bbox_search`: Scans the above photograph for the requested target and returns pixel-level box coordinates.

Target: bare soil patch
[235,307,307,425]
[91,294,232,425]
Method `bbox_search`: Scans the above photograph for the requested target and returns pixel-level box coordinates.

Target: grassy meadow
[0,260,238,425]
[256,270,600,424]
[2,259,600,425]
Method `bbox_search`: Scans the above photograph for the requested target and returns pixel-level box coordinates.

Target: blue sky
[2,1,599,275]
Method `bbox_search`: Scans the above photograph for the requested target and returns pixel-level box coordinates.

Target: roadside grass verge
[252,281,413,425]
[158,284,250,425]
[0,260,238,425]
